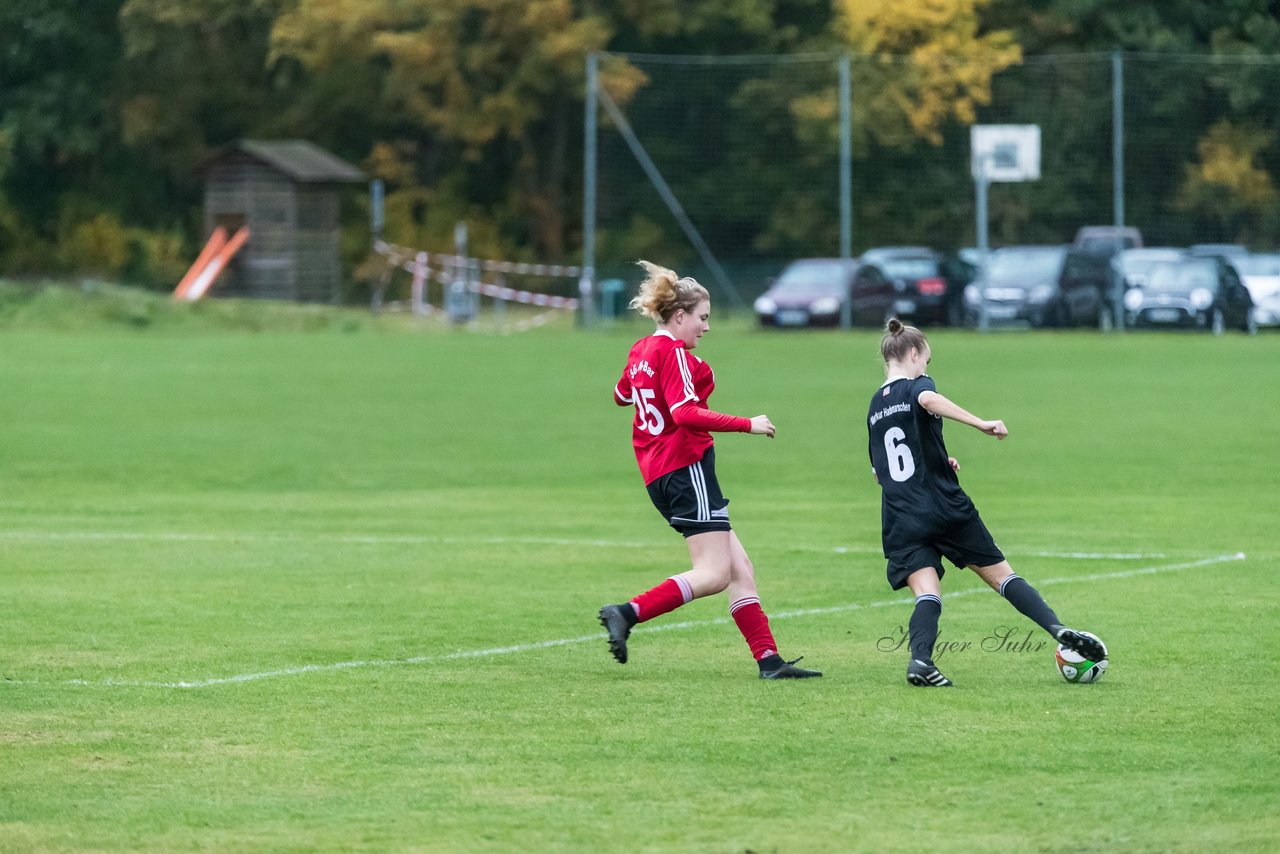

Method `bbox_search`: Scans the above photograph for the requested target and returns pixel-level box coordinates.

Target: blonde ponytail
[629,260,709,323]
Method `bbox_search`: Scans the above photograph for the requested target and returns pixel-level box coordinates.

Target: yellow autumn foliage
[835,0,1021,145]
[1182,121,1277,208]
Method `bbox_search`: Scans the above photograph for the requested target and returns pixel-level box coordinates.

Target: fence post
[840,53,852,261]
[580,52,599,328]
[1111,51,1126,332]
[447,222,471,325]
[975,154,991,333]
[411,251,428,315]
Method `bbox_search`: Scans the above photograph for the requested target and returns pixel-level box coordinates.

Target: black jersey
[867,375,980,555]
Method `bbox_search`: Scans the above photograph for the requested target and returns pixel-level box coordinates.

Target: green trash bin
[599,278,626,319]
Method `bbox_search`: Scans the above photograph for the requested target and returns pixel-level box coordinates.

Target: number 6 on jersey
[884,426,916,482]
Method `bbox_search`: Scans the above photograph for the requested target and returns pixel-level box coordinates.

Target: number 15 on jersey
[633,388,665,435]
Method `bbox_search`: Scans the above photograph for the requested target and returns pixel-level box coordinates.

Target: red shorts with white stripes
[644,447,731,538]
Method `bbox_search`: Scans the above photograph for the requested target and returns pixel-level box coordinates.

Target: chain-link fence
[585,51,1280,306]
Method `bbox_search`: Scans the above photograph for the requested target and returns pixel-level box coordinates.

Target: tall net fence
[1124,54,1280,247]
[594,53,844,308]
[590,51,1280,307]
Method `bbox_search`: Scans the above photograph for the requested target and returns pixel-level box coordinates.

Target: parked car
[1188,243,1249,259]
[964,245,1064,327]
[1233,252,1280,328]
[1057,248,1119,327]
[753,258,894,328]
[859,247,975,326]
[1074,225,1143,254]
[1112,247,1187,288]
[1122,256,1256,334]
[963,245,1111,328]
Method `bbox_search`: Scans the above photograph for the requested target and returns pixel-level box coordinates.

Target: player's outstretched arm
[670,403,774,436]
[918,391,1008,439]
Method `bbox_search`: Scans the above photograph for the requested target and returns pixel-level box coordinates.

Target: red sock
[730,597,777,660]
[630,576,693,623]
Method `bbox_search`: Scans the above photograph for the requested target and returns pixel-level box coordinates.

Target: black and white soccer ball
[1055,631,1109,683]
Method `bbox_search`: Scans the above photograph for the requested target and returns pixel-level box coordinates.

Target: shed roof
[221,140,365,183]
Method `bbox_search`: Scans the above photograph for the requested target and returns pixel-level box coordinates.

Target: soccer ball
[1055,633,1109,683]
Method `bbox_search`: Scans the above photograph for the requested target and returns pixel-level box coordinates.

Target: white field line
[0,529,1171,559]
[2,552,1244,690]
[0,530,659,549]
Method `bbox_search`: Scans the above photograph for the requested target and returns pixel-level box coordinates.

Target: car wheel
[1211,308,1225,335]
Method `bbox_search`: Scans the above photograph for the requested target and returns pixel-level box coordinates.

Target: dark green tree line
[2,0,1279,294]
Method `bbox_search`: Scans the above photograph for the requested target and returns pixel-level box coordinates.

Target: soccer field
[2,323,1278,852]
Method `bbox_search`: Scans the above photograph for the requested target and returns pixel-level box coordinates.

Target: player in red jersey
[597,261,822,679]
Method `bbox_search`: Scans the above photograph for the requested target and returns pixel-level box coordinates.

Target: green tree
[992,0,1280,243]
[116,0,297,218]
[0,0,126,267]
[269,0,613,259]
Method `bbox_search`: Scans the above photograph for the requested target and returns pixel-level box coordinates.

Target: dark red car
[754,258,895,328]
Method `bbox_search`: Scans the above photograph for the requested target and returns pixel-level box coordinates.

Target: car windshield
[1117,251,1184,278]
[773,262,848,294]
[1078,235,1137,253]
[1146,261,1218,291]
[987,248,1065,282]
[881,258,939,279]
[1234,254,1280,277]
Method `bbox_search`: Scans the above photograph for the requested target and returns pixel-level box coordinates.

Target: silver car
[1234,253,1280,328]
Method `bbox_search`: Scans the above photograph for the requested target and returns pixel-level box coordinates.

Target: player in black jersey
[867,318,1107,687]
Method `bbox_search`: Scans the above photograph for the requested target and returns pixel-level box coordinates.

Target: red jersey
[613,330,751,484]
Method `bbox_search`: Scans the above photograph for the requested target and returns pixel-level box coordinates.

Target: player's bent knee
[688,560,732,595]
[971,560,1014,590]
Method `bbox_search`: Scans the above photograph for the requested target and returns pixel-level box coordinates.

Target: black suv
[860,246,976,326]
[965,245,1113,328]
[1058,249,1118,327]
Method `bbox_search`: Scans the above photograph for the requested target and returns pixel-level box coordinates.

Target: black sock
[999,576,1061,635]
[617,603,639,628]
[758,653,784,672]
[908,595,942,663]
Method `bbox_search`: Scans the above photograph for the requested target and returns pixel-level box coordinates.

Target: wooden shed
[202,140,364,302]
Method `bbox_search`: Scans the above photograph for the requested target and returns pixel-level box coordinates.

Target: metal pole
[597,86,745,311]
[411,251,427,316]
[839,53,852,261]
[1111,50,1126,332]
[448,221,470,325]
[370,179,384,238]
[1112,51,1125,231]
[579,52,599,327]
[976,155,990,332]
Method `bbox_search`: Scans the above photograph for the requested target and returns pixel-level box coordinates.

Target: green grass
[0,279,576,334]
[2,318,1278,852]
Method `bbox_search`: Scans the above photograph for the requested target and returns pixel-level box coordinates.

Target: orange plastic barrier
[174,227,227,300]
[174,226,249,301]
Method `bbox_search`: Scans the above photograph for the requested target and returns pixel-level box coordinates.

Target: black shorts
[884,513,1005,590]
[646,447,731,538]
